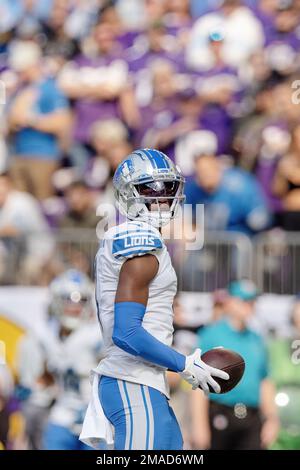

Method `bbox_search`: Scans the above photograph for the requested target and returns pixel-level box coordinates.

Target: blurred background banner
[0,287,295,338]
[0,286,49,330]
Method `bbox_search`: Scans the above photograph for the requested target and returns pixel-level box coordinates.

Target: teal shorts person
[198,280,269,408]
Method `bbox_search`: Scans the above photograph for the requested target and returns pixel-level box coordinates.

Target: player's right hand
[179,349,229,395]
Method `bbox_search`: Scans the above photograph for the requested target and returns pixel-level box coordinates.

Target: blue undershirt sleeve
[112,302,186,372]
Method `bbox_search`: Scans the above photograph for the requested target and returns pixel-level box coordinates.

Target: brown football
[201,348,245,394]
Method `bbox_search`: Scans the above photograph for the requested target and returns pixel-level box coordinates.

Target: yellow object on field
[0,315,26,379]
[8,411,26,442]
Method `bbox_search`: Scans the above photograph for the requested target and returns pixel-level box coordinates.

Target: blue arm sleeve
[112,302,186,372]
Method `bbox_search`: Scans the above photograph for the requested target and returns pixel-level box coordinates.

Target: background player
[17,269,102,450]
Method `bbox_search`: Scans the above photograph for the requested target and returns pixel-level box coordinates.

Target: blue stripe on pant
[99,376,183,450]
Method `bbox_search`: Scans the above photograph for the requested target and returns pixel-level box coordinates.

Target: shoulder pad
[112,223,163,259]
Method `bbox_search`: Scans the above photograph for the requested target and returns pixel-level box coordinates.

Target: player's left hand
[180,348,229,395]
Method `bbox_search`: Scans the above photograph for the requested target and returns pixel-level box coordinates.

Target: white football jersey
[94,220,177,398]
[18,323,102,433]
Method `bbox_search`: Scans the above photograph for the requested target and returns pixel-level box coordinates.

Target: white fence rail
[1,229,300,294]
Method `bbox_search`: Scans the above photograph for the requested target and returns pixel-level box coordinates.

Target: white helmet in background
[49,270,94,331]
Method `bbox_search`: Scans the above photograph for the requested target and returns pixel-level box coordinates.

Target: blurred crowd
[0,0,300,284]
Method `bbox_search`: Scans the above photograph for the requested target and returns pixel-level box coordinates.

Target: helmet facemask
[116,177,185,228]
[49,270,94,331]
[51,292,92,331]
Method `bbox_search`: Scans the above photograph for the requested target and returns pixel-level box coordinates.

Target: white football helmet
[49,270,94,331]
[113,148,185,228]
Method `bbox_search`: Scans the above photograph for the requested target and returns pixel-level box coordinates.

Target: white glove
[180,348,230,395]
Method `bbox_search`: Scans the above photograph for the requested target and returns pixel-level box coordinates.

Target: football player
[17,270,102,450]
[83,149,229,450]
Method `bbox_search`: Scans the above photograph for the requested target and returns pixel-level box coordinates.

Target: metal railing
[173,231,254,293]
[0,229,99,286]
[1,228,300,294]
[254,231,300,295]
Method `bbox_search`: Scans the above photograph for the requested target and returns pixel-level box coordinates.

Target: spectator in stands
[164,0,193,44]
[59,180,99,231]
[58,180,101,275]
[186,0,265,71]
[192,30,244,154]
[234,78,299,219]
[190,0,222,18]
[167,295,200,449]
[190,279,279,450]
[144,0,168,24]
[175,69,235,159]
[59,21,139,168]
[0,172,54,284]
[52,0,103,43]
[185,151,271,235]
[135,59,188,157]
[115,0,167,33]
[51,117,131,221]
[255,125,291,215]
[127,19,184,76]
[273,124,300,230]
[234,78,279,173]
[41,0,81,63]
[87,118,132,193]
[0,0,52,39]
[175,129,219,179]
[250,0,280,48]
[7,40,71,200]
[264,1,300,76]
